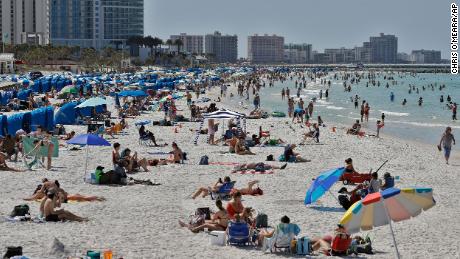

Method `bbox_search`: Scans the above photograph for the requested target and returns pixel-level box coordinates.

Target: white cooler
[209,231,226,246]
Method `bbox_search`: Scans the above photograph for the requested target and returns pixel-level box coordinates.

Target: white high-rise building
[284,43,312,64]
[170,33,204,54]
[0,0,50,45]
[248,34,284,64]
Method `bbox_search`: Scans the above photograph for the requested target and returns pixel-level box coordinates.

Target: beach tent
[54,101,80,125]
[0,115,7,136]
[193,109,246,145]
[7,113,25,135]
[31,106,55,132]
[118,90,147,97]
[17,89,32,101]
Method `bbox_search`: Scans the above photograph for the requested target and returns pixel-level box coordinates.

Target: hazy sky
[145,0,453,58]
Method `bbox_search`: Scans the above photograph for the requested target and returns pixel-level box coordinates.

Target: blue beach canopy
[305,167,345,205]
[118,90,147,97]
[67,133,111,146]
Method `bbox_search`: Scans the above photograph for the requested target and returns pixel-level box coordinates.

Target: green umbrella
[60,85,77,94]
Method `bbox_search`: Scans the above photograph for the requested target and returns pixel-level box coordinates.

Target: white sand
[0,86,459,259]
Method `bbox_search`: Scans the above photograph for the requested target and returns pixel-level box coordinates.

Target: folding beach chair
[210,181,235,200]
[227,221,253,246]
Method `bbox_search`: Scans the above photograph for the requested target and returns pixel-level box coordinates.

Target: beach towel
[22,136,59,157]
[147,151,170,155]
[209,162,240,166]
[5,216,45,223]
[231,170,274,175]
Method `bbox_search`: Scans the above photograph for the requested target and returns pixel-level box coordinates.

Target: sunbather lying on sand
[231,162,287,173]
[41,188,88,222]
[284,144,310,162]
[178,200,229,232]
[24,178,105,202]
[192,176,232,199]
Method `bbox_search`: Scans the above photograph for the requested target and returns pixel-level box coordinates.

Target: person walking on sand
[364,103,370,122]
[438,127,455,164]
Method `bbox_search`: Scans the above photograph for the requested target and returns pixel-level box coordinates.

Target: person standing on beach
[438,127,456,164]
[307,101,314,118]
[286,87,290,99]
[354,95,359,109]
[360,101,366,122]
[452,103,457,120]
[253,93,260,109]
[381,113,385,122]
[281,88,285,100]
[288,98,294,118]
[364,103,370,122]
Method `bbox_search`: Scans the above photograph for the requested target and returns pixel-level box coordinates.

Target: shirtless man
[231,162,287,173]
[41,188,88,222]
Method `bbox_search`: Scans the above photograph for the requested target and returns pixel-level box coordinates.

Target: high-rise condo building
[204,31,237,63]
[369,33,398,63]
[324,48,355,63]
[410,50,442,64]
[170,33,204,54]
[0,0,50,45]
[248,34,284,64]
[283,43,312,64]
[51,0,144,49]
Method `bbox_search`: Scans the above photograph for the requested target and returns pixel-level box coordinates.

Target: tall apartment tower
[369,33,398,63]
[248,34,284,64]
[0,0,50,45]
[205,31,238,63]
[170,33,204,54]
[51,0,144,49]
[283,43,312,64]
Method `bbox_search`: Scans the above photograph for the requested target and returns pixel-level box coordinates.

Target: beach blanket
[231,170,274,175]
[22,136,59,157]
[147,151,171,155]
[209,162,240,166]
[5,216,45,223]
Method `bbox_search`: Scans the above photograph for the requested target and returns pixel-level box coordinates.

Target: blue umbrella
[76,97,107,108]
[118,90,147,97]
[67,134,111,180]
[304,167,345,205]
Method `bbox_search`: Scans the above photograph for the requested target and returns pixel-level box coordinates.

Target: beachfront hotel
[205,31,238,63]
[410,49,442,64]
[0,0,50,45]
[50,0,144,49]
[369,33,398,64]
[170,33,204,55]
[283,43,312,64]
[248,34,284,64]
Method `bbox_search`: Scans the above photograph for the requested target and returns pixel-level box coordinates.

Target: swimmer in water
[402,99,407,106]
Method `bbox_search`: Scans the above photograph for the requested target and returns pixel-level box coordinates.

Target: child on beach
[438,127,456,164]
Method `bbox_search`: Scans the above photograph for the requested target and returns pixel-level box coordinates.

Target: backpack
[10,205,30,217]
[3,246,22,258]
[199,155,209,165]
[255,213,268,228]
[266,154,274,161]
[296,237,311,255]
[338,194,352,210]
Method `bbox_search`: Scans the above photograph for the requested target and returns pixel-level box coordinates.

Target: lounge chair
[263,224,298,253]
[139,135,153,146]
[210,181,235,200]
[227,221,253,246]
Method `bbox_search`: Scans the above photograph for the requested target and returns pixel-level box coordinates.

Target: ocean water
[256,72,460,145]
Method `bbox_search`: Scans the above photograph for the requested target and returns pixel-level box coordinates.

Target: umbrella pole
[327,189,340,204]
[84,145,89,181]
[384,204,401,259]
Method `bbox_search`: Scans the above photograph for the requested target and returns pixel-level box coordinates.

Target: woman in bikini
[179,200,229,233]
[24,179,105,202]
[192,176,232,199]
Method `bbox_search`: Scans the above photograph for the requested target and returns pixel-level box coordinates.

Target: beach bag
[278,154,286,162]
[3,246,22,258]
[255,213,268,228]
[266,154,274,161]
[199,155,209,165]
[195,207,211,220]
[296,237,311,255]
[338,195,352,210]
[10,205,30,217]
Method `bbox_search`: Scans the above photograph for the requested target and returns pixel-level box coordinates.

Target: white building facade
[248,34,284,64]
[170,33,204,54]
[0,0,50,45]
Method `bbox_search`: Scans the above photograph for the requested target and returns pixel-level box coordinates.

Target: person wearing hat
[42,188,88,222]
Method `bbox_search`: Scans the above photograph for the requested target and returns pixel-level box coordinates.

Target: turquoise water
[257,72,459,145]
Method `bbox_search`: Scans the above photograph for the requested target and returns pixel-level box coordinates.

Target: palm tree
[174,39,184,55]
[166,39,173,53]
[126,35,144,57]
[143,36,155,57]
[152,37,163,57]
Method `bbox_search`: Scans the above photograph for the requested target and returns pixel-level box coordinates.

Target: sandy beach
[0,82,458,259]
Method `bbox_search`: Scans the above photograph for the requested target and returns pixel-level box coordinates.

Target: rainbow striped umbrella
[340,187,435,258]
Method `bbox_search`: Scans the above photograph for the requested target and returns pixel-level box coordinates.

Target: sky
[145,0,453,59]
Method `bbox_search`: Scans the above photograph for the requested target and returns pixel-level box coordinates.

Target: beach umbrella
[118,90,147,97]
[304,167,345,205]
[67,134,111,180]
[75,97,107,108]
[339,187,436,259]
[59,85,77,94]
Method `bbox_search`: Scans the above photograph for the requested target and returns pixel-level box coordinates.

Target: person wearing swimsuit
[179,200,229,233]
